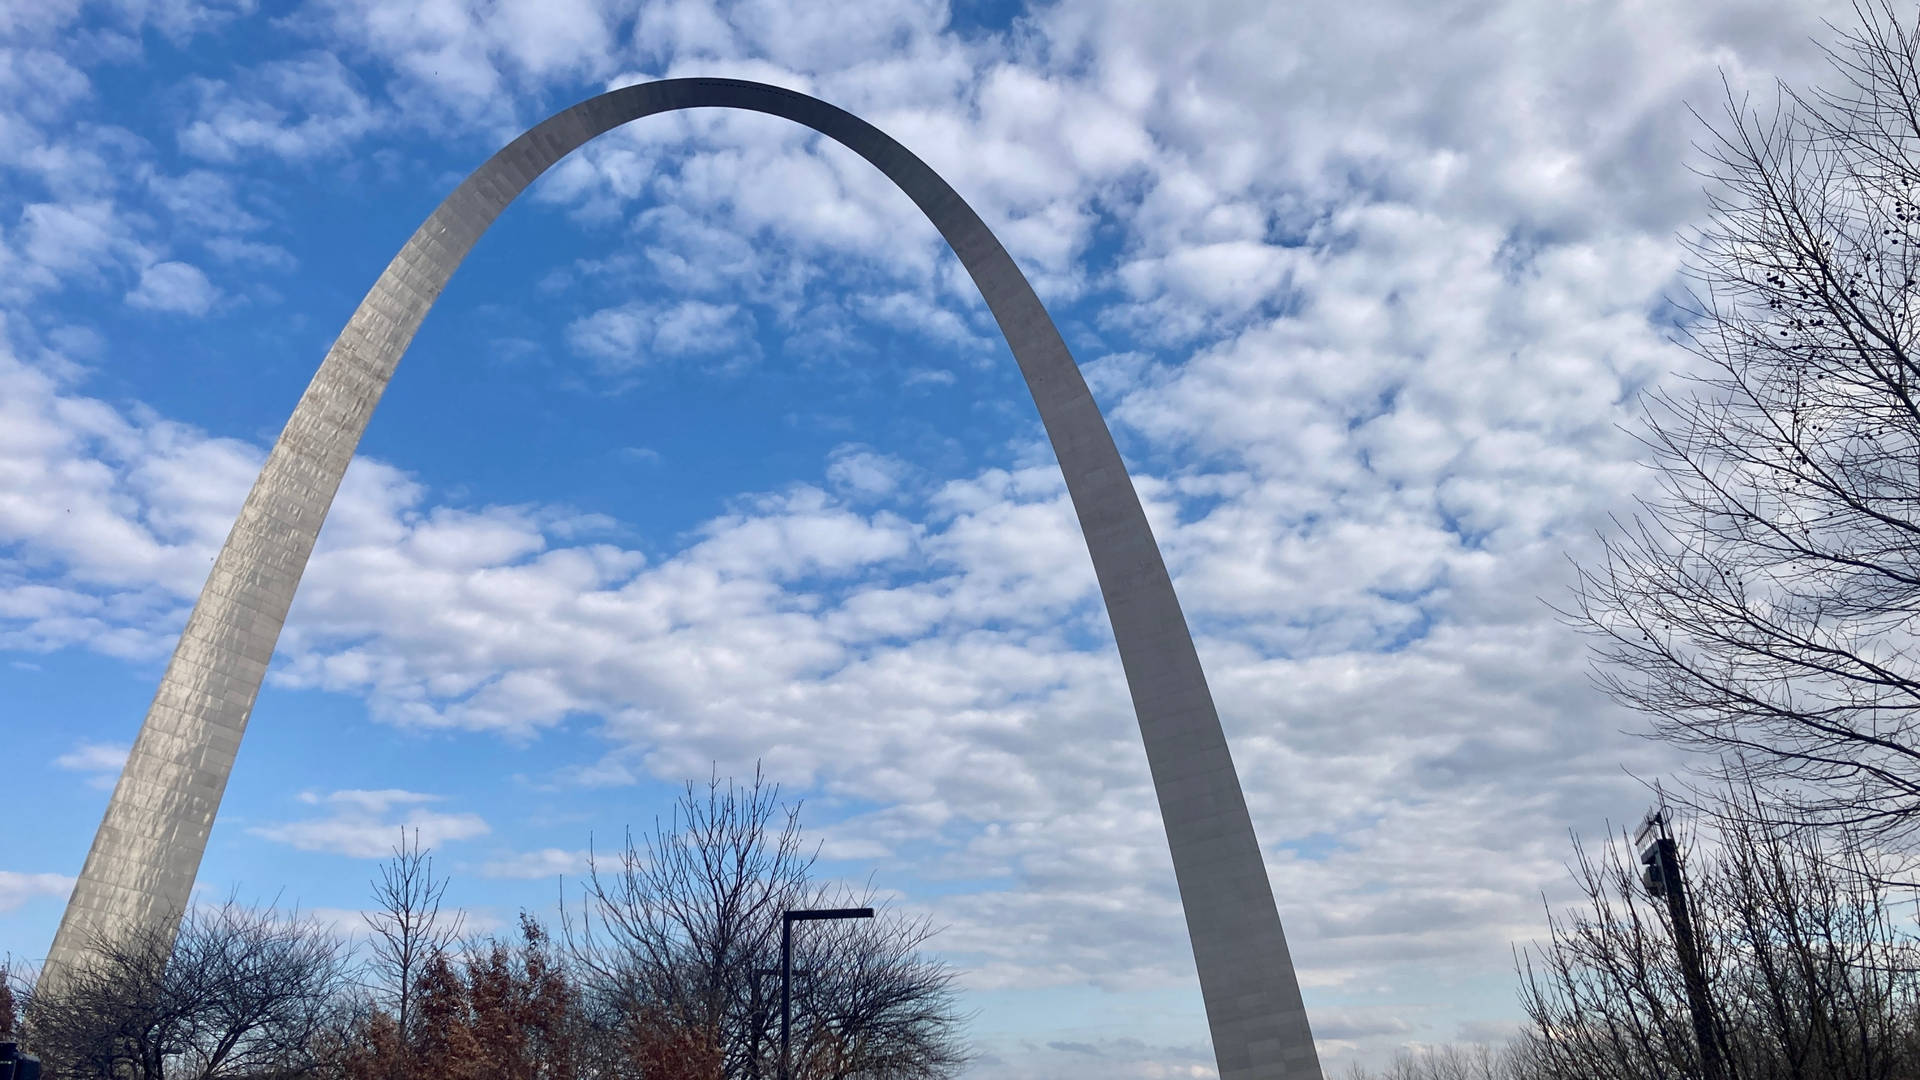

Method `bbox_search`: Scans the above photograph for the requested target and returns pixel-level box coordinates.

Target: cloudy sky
[0,0,1873,1074]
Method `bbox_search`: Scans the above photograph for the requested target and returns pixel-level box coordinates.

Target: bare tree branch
[361,826,461,1080]
[562,764,970,1080]
[1567,0,1920,848]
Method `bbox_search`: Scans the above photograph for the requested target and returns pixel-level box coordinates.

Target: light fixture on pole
[781,907,873,1080]
[1637,800,1727,1080]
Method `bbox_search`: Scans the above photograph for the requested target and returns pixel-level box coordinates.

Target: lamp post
[750,966,809,1080]
[781,907,873,1080]
[1637,804,1727,1080]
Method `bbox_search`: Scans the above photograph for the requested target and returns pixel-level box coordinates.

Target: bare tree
[564,766,970,1080]
[1515,782,1920,1080]
[566,765,813,1078]
[1514,828,1702,1080]
[362,828,462,1078]
[1567,0,1920,845]
[20,898,351,1080]
[782,899,969,1080]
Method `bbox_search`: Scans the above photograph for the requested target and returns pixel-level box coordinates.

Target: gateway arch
[45,78,1322,1080]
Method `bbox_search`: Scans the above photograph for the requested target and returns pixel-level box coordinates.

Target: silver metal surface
[44,78,1322,1079]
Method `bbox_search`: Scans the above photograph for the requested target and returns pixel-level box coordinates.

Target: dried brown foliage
[361,828,462,1080]
[342,911,591,1080]
[622,1006,724,1080]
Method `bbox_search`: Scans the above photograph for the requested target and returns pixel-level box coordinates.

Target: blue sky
[0,0,1868,1075]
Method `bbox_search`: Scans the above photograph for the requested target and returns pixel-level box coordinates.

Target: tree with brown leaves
[362,829,464,1080]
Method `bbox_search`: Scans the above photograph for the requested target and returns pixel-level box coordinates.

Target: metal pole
[750,970,762,1080]
[753,966,800,1080]
[1641,810,1727,1080]
[1658,833,1728,1080]
[778,907,873,1080]
[780,916,793,1080]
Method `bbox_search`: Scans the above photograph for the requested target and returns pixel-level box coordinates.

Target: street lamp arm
[785,908,876,923]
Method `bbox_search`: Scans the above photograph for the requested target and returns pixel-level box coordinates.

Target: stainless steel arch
[46,78,1321,1080]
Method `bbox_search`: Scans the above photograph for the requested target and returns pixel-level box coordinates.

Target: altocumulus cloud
[126,261,219,315]
[0,0,1877,1072]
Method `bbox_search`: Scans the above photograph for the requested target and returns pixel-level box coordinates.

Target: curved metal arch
[46,78,1321,1080]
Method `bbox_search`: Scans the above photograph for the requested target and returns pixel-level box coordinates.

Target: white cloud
[0,330,1656,1013]
[291,0,621,125]
[126,260,217,314]
[478,848,589,879]
[14,200,136,283]
[53,739,129,789]
[112,0,254,43]
[1,0,1880,1067]
[144,169,262,234]
[0,870,73,913]
[0,348,261,661]
[201,236,294,269]
[250,788,491,858]
[0,46,91,124]
[654,298,749,356]
[300,788,438,815]
[825,445,911,499]
[566,298,759,373]
[178,52,381,162]
[0,0,85,41]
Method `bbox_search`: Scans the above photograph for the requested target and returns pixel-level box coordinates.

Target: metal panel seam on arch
[43,78,1324,1080]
